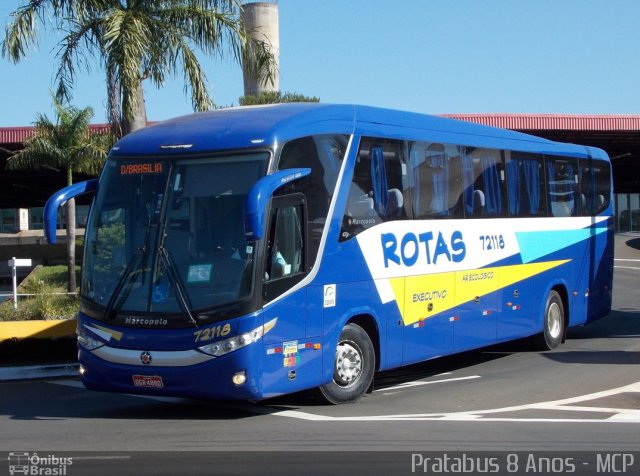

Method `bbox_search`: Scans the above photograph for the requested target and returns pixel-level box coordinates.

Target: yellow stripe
[92,324,124,341]
[264,317,278,334]
[391,260,569,325]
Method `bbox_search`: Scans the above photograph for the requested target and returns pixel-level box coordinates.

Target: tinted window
[409,142,463,219]
[580,160,611,215]
[506,152,546,217]
[546,156,579,217]
[340,138,409,241]
[462,147,506,218]
[265,204,305,281]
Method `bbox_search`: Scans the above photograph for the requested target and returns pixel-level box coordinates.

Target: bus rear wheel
[533,290,565,350]
[318,323,375,404]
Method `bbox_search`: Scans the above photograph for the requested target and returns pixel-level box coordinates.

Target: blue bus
[45,104,613,404]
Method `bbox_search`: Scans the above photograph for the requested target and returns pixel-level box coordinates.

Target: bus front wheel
[318,323,375,404]
[533,290,565,350]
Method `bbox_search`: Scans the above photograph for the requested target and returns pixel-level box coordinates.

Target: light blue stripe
[516,227,607,263]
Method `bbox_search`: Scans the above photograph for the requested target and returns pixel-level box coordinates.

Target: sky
[1,0,640,127]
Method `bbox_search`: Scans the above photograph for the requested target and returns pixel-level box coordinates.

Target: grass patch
[0,265,80,321]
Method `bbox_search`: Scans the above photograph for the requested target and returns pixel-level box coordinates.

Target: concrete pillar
[241,2,280,96]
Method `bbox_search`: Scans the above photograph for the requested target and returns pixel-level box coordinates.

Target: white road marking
[614,259,640,262]
[265,381,640,423]
[374,375,481,393]
[614,266,640,270]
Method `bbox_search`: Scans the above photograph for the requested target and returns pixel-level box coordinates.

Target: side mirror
[44,179,99,244]
[244,168,310,240]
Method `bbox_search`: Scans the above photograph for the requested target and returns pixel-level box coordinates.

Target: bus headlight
[198,318,277,357]
[77,327,104,351]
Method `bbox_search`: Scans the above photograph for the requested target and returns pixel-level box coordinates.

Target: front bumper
[79,342,264,400]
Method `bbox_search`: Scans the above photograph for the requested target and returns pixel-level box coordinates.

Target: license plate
[132,375,164,388]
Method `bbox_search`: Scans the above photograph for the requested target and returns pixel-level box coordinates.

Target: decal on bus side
[389,260,568,326]
[323,284,336,308]
[354,217,610,326]
[381,230,466,268]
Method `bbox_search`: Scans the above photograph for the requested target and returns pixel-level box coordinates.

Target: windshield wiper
[103,215,155,321]
[157,246,198,327]
[103,244,147,320]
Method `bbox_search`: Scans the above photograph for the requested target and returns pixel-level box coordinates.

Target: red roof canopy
[441,114,640,132]
[3,114,640,145]
[0,124,111,144]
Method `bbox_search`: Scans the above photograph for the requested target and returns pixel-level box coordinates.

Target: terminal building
[4,113,638,231]
[1,113,639,282]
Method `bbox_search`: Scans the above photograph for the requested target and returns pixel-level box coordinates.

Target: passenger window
[462,148,506,218]
[340,138,410,241]
[506,152,546,217]
[409,142,462,219]
[580,160,611,215]
[547,157,579,217]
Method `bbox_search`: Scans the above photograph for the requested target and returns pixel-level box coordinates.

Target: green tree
[239,91,320,106]
[6,97,110,293]
[3,0,276,137]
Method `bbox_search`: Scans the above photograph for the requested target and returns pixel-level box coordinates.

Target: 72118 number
[480,234,505,251]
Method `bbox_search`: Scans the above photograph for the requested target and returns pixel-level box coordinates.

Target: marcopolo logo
[381,230,466,268]
[8,452,72,475]
[123,316,168,327]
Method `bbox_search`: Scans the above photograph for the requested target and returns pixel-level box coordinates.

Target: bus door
[260,195,323,393]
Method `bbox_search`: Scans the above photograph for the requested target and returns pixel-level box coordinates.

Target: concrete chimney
[241,1,280,96]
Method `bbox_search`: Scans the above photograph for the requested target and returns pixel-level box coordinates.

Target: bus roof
[111,103,609,160]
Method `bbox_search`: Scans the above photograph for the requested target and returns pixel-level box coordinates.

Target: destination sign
[120,163,164,175]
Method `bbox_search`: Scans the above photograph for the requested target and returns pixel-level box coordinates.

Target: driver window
[265,204,305,282]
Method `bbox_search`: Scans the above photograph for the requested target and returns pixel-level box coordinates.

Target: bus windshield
[81,153,269,321]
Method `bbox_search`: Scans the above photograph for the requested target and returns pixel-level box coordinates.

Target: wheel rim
[547,301,562,339]
[334,341,362,387]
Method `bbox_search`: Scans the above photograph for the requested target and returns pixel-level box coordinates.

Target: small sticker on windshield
[152,284,169,302]
[187,264,213,283]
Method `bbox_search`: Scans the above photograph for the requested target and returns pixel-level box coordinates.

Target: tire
[533,290,565,350]
[318,323,375,404]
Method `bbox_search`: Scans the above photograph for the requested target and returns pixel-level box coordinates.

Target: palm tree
[6,97,110,293]
[2,0,276,137]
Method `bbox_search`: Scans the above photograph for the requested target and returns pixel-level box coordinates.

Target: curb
[0,319,76,343]
[0,363,79,382]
